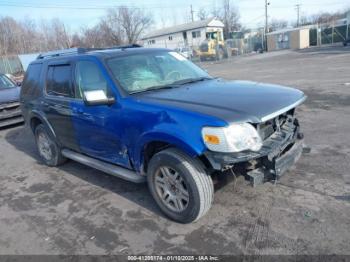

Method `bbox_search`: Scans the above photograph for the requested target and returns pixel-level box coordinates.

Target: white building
[142,18,224,49]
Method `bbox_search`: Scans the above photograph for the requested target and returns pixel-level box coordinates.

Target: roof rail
[106,44,142,50]
[36,48,87,59]
[36,44,142,60]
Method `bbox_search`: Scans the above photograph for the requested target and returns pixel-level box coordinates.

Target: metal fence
[310,22,349,46]
[225,35,264,55]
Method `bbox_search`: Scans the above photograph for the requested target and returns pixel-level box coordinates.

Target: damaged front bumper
[204,116,304,186]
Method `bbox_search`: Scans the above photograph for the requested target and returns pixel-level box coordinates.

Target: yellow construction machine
[198,30,228,61]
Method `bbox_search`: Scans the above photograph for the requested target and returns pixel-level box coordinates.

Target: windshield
[107,51,210,94]
[0,74,16,89]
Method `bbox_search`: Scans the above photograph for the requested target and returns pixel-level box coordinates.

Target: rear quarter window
[46,65,73,98]
[21,63,43,99]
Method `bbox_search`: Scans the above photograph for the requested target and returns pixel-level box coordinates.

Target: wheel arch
[135,132,205,174]
[29,111,57,140]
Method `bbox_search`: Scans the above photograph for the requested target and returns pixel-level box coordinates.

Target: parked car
[0,73,23,127]
[20,46,306,223]
[343,38,350,46]
[174,46,193,59]
[5,73,24,86]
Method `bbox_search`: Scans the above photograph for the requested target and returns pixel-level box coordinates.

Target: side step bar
[61,149,146,183]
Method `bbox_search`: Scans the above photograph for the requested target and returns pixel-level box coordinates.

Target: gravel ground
[0,45,349,255]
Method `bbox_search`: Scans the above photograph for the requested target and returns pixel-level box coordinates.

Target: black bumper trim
[274,139,303,177]
[246,139,303,186]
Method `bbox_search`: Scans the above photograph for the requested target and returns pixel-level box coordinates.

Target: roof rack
[36,44,142,60]
[106,44,142,50]
[36,48,86,59]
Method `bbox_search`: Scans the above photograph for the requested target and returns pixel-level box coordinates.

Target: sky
[0,0,349,33]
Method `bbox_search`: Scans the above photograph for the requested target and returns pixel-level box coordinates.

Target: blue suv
[20,45,306,223]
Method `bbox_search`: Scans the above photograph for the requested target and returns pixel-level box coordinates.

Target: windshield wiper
[129,84,180,94]
[171,76,213,86]
[129,77,213,95]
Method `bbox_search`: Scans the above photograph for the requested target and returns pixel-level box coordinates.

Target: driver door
[70,59,131,168]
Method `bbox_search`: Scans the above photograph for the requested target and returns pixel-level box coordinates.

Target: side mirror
[83,90,115,106]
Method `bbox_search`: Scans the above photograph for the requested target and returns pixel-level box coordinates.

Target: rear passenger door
[42,62,79,151]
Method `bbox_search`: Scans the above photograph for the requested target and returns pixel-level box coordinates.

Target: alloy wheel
[37,132,52,161]
[154,166,190,212]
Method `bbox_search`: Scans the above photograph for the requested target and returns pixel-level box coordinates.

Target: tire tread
[159,148,213,222]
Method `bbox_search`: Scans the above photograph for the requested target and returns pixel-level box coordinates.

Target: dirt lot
[0,46,349,255]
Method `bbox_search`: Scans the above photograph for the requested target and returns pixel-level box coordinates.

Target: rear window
[46,65,73,98]
[21,63,43,97]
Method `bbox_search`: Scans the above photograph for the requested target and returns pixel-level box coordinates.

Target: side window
[21,63,42,97]
[46,64,73,98]
[74,61,108,99]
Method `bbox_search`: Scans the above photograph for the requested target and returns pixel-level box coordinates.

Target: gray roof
[266,27,310,35]
[142,18,222,39]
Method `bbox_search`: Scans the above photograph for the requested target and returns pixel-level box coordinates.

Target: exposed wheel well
[30,117,42,132]
[143,141,170,173]
[142,141,213,174]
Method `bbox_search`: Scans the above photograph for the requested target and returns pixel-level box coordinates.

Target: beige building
[267,28,310,51]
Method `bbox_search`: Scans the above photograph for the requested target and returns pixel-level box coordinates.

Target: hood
[0,86,20,104]
[135,79,306,123]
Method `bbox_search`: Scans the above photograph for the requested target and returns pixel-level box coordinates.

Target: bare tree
[0,6,153,54]
[0,17,22,55]
[212,0,241,39]
[104,6,153,44]
[197,8,209,21]
[299,15,312,26]
[70,33,83,48]
[270,19,288,32]
[20,18,41,53]
[51,19,71,48]
[306,9,349,26]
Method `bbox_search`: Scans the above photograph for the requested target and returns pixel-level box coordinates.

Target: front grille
[257,110,295,141]
[0,101,23,126]
[0,101,20,111]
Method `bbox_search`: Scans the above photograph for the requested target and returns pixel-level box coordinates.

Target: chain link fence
[310,20,349,46]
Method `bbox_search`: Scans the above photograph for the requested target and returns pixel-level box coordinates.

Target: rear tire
[147,148,213,223]
[35,124,67,166]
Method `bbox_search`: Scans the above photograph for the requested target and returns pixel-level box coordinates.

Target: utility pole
[190,5,194,22]
[332,19,334,44]
[295,4,301,27]
[346,17,349,39]
[265,0,270,51]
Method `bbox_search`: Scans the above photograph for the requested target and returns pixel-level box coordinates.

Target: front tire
[35,124,67,166]
[147,148,214,223]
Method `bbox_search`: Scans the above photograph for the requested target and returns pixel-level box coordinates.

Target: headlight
[202,123,262,153]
